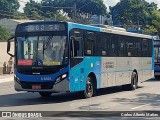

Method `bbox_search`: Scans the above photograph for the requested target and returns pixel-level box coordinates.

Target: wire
[77,1,92,11]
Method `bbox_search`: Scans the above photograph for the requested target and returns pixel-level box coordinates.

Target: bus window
[126,41,134,57]
[142,39,149,57]
[133,38,142,57]
[109,34,118,57]
[84,31,96,56]
[70,37,83,57]
[118,36,126,57]
[97,33,108,56]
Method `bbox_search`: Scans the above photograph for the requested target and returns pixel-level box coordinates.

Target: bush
[0,26,10,42]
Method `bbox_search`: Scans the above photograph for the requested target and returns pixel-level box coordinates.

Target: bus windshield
[16,35,68,66]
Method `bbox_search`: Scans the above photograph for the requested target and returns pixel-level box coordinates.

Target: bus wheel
[130,72,138,90]
[39,92,52,97]
[84,76,94,98]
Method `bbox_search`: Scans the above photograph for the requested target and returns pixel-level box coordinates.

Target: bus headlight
[62,74,67,79]
[55,73,67,84]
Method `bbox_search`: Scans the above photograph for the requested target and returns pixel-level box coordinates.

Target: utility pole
[72,4,76,20]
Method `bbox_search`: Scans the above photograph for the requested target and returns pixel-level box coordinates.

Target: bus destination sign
[24,24,65,32]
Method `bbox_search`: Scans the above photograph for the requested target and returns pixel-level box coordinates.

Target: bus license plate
[32,85,41,90]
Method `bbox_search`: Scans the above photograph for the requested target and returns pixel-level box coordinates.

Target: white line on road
[131,104,150,110]
[0,78,13,83]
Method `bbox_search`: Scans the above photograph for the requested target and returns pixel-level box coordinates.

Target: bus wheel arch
[83,72,97,98]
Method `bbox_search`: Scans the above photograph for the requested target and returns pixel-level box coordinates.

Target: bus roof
[67,22,152,39]
[17,21,152,39]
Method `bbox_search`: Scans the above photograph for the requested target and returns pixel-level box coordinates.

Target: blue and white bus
[7,21,154,98]
[154,39,160,79]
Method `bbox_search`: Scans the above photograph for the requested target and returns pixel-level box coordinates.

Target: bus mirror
[7,41,10,53]
[7,36,14,57]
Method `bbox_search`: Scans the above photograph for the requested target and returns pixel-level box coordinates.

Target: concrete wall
[0,42,14,74]
[0,19,38,35]
[0,19,18,35]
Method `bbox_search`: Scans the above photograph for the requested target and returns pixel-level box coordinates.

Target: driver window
[70,29,83,58]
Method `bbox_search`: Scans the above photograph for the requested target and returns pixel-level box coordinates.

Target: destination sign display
[21,23,66,32]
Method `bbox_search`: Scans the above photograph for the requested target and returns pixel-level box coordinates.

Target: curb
[0,77,13,83]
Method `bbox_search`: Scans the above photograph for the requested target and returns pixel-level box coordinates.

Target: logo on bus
[103,61,114,68]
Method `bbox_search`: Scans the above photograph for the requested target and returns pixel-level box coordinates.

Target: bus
[154,39,160,79]
[7,21,154,98]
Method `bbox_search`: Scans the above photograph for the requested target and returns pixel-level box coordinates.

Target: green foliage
[143,26,158,35]
[23,0,107,23]
[0,0,20,19]
[110,0,160,35]
[0,26,10,42]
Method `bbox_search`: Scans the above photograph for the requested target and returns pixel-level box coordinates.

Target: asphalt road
[0,78,160,119]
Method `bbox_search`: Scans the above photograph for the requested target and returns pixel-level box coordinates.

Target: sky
[18,0,160,12]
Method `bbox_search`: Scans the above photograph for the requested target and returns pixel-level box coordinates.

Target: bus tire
[39,92,52,97]
[84,76,94,98]
[122,72,138,90]
[130,72,138,90]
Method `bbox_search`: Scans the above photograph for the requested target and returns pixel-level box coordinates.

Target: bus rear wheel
[39,92,52,97]
[122,72,138,90]
[84,76,94,98]
[130,72,138,90]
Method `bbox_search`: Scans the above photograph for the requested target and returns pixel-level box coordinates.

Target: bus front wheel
[39,92,52,97]
[84,76,94,98]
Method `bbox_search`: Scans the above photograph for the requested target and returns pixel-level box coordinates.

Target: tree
[24,0,44,20]
[110,0,160,35]
[24,0,107,22]
[0,0,20,19]
[0,26,10,42]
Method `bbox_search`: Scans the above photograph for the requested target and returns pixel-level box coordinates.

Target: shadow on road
[110,78,160,108]
[0,85,144,107]
[144,78,160,82]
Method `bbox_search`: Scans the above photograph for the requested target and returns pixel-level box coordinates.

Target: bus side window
[127,42,133,57]
[108,34,118,57]
[142,39,149,57]
[70,37,83,57]
[84,31,96,56]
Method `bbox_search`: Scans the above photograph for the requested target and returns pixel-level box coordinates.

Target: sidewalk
[0,74,14,83]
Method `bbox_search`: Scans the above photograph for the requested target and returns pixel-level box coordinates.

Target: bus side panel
[115,57,130,86]
[69,57,101,92]
[101,57,116,87]
[141,57,154,82]
[69,60,84,92]
[83,57,101,89]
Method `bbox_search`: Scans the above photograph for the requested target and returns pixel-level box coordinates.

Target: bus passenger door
[69,29,84,92]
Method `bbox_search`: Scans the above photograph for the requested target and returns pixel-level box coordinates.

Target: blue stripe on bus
[68,22,100,32]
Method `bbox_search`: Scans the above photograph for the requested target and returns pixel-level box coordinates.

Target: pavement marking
[131,104,150,110]
[0,77,13,83]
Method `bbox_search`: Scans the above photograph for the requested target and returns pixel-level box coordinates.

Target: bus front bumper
[14,78,70,93]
